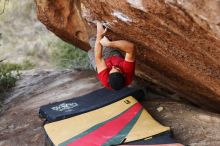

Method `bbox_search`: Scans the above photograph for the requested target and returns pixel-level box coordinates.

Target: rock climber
[88,22,136,90]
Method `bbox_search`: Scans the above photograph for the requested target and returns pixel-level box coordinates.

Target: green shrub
[50,41,89,69]
[0,60,36,109]
[0,62,21,99]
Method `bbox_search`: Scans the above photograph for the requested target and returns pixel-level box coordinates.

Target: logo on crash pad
[51,102,79,112]
[124,100,131,104]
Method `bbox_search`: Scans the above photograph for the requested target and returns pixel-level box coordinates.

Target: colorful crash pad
[44,96,170,146]
[39,87,144,122]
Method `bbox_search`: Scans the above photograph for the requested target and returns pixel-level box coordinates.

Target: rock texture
[0,69,220,146]
[35,0,220,112]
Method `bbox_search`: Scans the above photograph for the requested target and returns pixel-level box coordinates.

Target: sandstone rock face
[35,0,220,112]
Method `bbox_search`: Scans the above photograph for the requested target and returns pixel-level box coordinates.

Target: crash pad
[44,96,170,146]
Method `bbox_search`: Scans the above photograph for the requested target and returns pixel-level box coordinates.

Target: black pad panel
[39,87,144,122]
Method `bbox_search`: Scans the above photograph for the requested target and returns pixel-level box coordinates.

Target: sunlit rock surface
[0,70,220,146]
[35,0,220,112]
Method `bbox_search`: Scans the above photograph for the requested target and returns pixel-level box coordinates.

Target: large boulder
[35,0,220,112]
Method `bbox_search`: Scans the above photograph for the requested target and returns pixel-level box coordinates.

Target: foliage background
[0,0,89,102]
